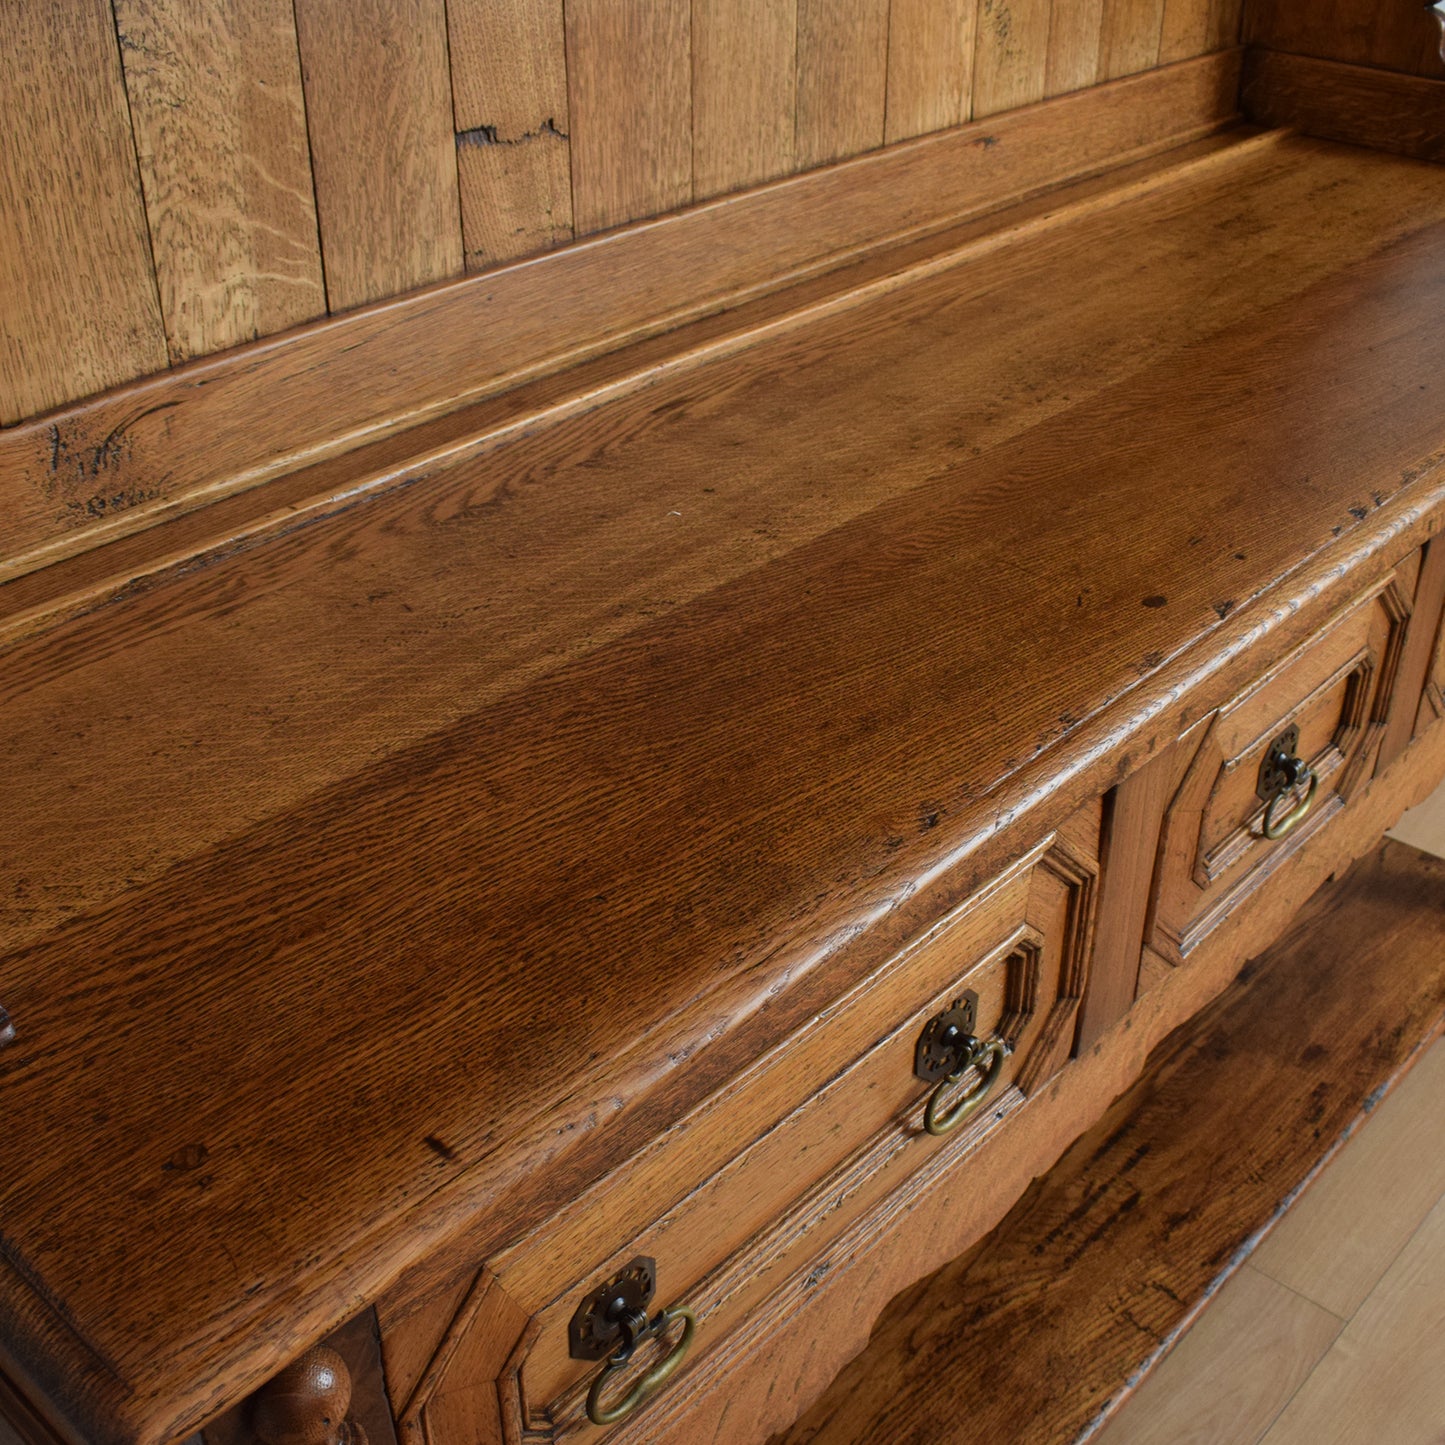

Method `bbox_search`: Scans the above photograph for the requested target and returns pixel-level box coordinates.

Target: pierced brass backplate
[915,992,980,1082]
[568,1257,657,1362]
[1256,724,1303,802]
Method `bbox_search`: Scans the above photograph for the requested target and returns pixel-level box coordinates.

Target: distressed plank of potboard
[448,0,574,269]
[564,0,693,234]
[0,0,167,426]
[769,840,1445,1445]
[113,0,325,364]
[693,0,798,199]
[794,0,890,168]
[293,0,463,310]
[885,0,979,142]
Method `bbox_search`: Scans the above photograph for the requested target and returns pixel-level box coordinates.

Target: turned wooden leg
[249,1347,368,1445]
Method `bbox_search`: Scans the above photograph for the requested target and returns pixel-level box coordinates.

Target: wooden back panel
[0,0,1242,431]
[1243,0,1445,78]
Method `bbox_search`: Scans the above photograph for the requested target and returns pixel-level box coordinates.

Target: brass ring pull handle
[1257,728,1319,842]
[1262,766,1318,839]
[923,1037,1008,1136]
[586,1305,696,1427]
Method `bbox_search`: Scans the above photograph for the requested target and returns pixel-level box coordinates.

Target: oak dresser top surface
[3,131,1445,1445]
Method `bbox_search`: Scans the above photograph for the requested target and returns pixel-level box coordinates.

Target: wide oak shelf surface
[3,130,1445,1445]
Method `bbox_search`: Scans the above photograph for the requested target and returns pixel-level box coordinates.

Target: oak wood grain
[770,839,1445,1445]
[794,0,890,168]
[1099,0,1166,79]
[113,0,326,363]
[1244,0,1445,79]
[0,0,167,426]
[1045,0,1106,95]
[1159,0,1213,62]
[564,0,692,234]
[973,0,1053,115]
[3,133,1445,1445]
[293,0,463,310]
[1208,0,1244,49]
[693,0,798,198]
[1242,48,1445,165]
[449,0,573,268]
[4,134,1413,967]
[1075,727,1201,1050]
[0,52,1242,581]
[884,0,978,142]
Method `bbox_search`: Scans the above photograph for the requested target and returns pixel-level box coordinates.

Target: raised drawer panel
[396,806,1099,1443]
[1149,575,1409,966]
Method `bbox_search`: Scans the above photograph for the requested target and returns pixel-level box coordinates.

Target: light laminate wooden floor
[1092,781,1445,1445]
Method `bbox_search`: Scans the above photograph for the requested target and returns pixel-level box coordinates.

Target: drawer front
[1149,578,1407,964]
[399,806,1099,1443]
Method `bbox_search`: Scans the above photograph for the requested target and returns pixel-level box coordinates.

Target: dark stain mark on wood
[424,1135,459,1162]
[1142,595,1167,608]
[1213,599,1236,619]
[163,1143,209,1172]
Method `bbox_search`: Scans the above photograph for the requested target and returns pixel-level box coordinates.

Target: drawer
[400,804,1100,1443]
[1148,577,1407,965]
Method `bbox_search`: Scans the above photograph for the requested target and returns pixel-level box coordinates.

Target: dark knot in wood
[249,1346,368,1445]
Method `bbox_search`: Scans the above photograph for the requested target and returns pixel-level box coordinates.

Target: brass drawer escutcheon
[569,1257,697,1427]
[1257,725,1320,840]
[915,991,1009,1137]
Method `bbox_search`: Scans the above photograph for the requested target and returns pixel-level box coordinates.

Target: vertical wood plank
[1098,0,1166,80]
[0,0,167,425]
[1241,0,1441,71]
[1045,0,1106,96]
[449,0,573,269]
[1207,0,1245,50]
[972,0,1053,118]
[1074,741,1181,1052]
[693,0,797,200]
[114,0,325,363]
[1158,0,1213,62]
[885,0,979,142]
[565,0,692,234]
[293,0,462,312]
[795,0,890,168]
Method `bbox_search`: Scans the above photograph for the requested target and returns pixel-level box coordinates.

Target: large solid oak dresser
[3,37,1445,1445]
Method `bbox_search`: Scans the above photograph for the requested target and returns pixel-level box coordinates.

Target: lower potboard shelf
[769,837,1445,1445]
